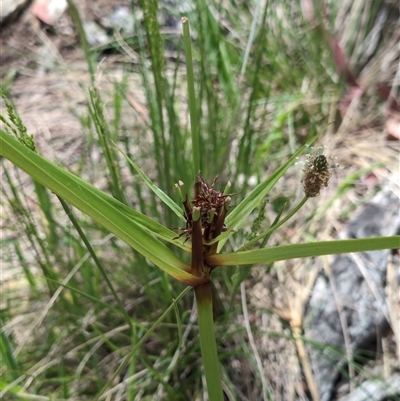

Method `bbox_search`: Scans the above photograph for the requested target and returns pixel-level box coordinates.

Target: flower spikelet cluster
[301,154,332,198]
[192,176,231,243]
[175,176,232,244]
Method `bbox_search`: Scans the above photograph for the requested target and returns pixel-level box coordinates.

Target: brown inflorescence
[301,154,332,198]
[175,175,232,244]
[174,175,233,278]
[192,176,231,243]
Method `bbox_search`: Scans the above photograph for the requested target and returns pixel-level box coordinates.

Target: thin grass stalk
[33,181,58,251]
[153,298,183,398]
[237,5,270,194]
[197,0,238,102]
[195,0,240,176]
[325,259,355,393]
[163,70,191,189]
[94,286,192,401]
[127,331,137,401]
[134,12,176,225]
[60,358,69,398]
[240,282,274,399]
[136,12,165,187]
[88,87,127,204]
[293,325,320,400]
[66,0,95,80]
[112,79,125,139]
[195,1,214,174]
[45,276,128,316]
[13,242,37,290]
[0,319,18,380]
[120,132,150,216]
[166,49,192,182]
[217,0,270,182]
[241,0,264,76]
[195,283,224,401]
[57,196,134,335]
[3,165,57,295]
[134,180,147,214]
[141,0,172,194]
[79,245,99,298]
[182,18,201,178]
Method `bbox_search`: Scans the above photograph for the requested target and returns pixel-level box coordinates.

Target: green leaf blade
[207,236,400,266]
[0,130,200,285]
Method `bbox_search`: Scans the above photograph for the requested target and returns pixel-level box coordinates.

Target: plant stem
[195,283,224,401]
[66,0,95,81]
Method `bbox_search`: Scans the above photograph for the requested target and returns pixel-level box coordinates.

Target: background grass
[1,0,399,399]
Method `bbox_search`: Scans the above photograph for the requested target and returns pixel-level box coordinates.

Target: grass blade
[207,236,400,267]
[0,130,202,284]
[182,17,200,177]
[115,143,185,221]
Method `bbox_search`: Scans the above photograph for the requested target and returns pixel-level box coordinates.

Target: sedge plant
[1,10,399,401]
[1,99,398,400]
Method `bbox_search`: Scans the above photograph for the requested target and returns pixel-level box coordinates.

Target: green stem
[66,0,95,81]
[89,88,127,204]
[182,17,200,178]
[195,283,224,401]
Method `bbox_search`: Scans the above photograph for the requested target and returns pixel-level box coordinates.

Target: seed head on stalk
[299,146,340,198]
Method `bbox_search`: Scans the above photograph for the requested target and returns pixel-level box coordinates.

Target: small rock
[30,0,67,25]
[338,373,400,401]
[0,0,30,27]
[304,187,400,401]
[83,20,108,46]
[99,6,133,35]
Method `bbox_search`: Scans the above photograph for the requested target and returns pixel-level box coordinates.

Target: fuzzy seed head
[301,154,332,198]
